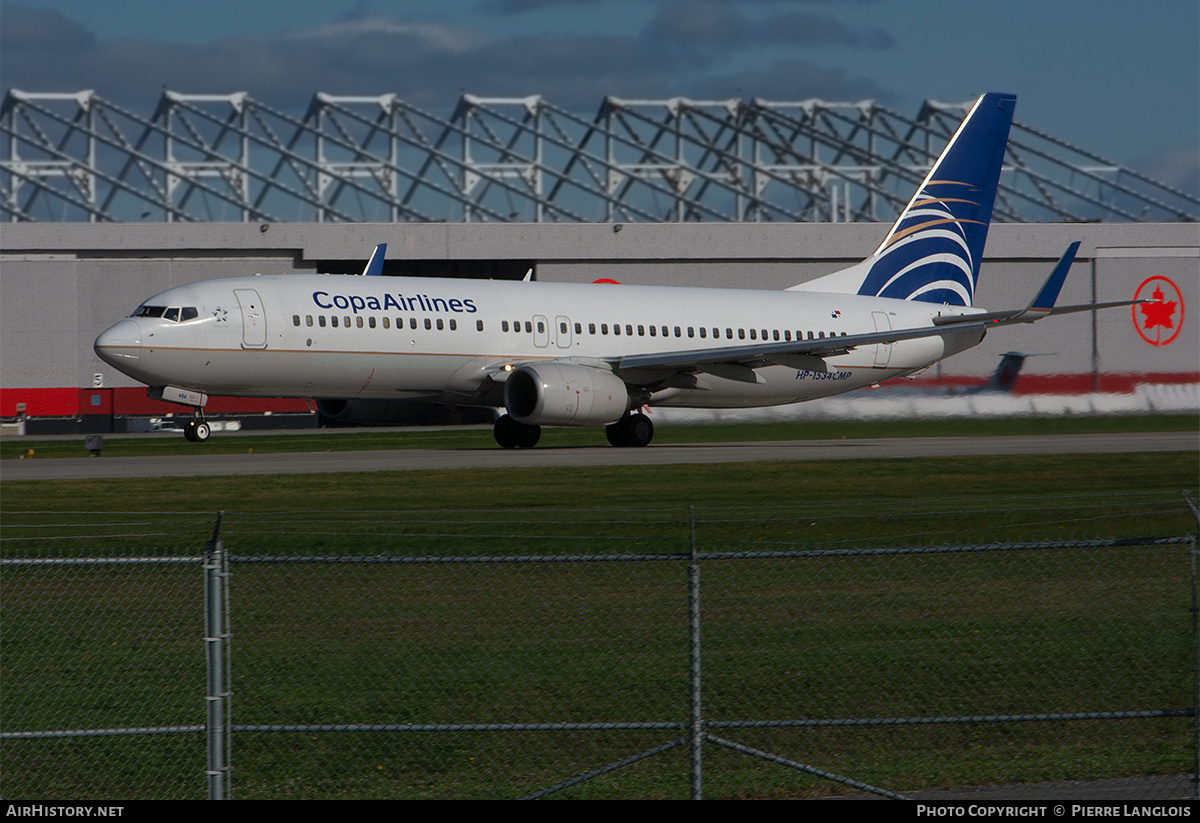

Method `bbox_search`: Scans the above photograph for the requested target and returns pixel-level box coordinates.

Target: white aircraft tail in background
[973,352,1034,395]
[95,93,1137,448]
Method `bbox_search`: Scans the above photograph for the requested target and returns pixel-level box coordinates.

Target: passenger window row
[580,323,845,342]
[495,319,845,342]
[292,313,847,344]
[295,315,486,332]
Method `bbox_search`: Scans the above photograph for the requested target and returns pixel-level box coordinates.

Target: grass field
[2,416,1198,799]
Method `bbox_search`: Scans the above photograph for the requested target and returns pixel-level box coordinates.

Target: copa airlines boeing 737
[93,93,1129,448]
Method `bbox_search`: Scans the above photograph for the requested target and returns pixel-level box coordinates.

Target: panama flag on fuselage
[856,93,1015,308]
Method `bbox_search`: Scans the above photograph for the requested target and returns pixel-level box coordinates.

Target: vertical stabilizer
[790,93,1015,307]
[984,352,1027,392]
[361,243,387,276]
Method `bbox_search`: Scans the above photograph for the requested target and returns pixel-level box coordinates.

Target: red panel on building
[1,387,310,417]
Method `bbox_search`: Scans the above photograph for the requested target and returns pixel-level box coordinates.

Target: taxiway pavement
[2,431,1195,481]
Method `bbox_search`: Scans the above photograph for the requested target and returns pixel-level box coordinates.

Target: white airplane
[94,92,1130,448]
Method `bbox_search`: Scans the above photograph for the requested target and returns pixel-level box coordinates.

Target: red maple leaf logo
[1140,285,1178,331]
[1132,276,1185,347]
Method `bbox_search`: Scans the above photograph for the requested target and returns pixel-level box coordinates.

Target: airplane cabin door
[555,315,572,349]
[871,311,891,367]
[234,288,268,349]
[533,315,549,348]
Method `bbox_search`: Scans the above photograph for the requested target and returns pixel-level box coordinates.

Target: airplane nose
[94,318,142,368]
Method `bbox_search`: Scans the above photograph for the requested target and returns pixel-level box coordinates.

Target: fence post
[1186,492,1200,801]
[204,512,230,800]
[688,505,703,800]
[1191,533,1198,802]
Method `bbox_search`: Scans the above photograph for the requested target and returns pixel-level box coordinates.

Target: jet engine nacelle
[504,363,630,426]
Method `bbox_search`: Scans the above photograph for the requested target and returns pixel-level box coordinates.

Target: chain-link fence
[3,496,1198,799]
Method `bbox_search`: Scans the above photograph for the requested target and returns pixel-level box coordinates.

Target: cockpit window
[133,305,199,321]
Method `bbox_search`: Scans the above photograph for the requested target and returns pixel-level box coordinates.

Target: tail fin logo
[857,181,987,306]
[855,93,1015,307]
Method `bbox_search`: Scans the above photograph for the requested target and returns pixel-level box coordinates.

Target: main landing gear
[606,412,653,448]
[492,411,654,449]
[493,414,541,449]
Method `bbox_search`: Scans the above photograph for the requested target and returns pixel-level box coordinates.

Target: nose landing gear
[183,417,211,443]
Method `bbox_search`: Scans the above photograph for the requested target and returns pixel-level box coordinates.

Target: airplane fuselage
[96,273,983,413]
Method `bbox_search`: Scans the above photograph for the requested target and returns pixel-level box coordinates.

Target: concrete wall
[2,222,1196,413]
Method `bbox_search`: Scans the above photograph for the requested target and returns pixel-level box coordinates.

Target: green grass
[2,412,1195,460]
[2,421,1198,799]
[4,536,1191,798]
[1,452,1196,551]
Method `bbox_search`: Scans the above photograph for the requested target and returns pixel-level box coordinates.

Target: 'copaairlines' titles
[312,291,479,315]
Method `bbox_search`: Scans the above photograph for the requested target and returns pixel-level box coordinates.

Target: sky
[2,0,1198,193]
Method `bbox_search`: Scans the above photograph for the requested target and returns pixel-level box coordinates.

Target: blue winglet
[361,243,387,276]
[1028,242,1080,311]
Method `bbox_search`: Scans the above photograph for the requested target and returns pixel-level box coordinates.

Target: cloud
[0,4,479,109]
[0,3,95,52]
[478,0,884,14]
[283,17,482,54]
[455,1,895,106]
[475,0,586,13]
[1133,145,1200,199]
[691,58,891,102]
[1,4,100,94]
[0,1,893,113]
[643,0,893,51]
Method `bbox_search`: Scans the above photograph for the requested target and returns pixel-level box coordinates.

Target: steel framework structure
[3,89,1196,224]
